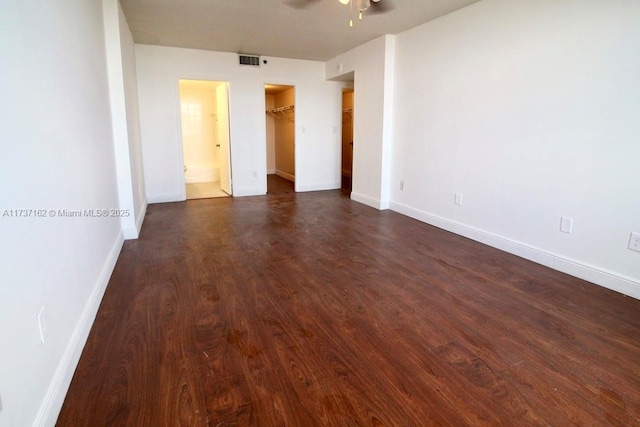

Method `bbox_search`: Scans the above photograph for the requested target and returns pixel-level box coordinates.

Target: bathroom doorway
[265,84,295,194]
[179,79,232,199]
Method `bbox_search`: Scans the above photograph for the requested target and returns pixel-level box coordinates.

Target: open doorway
[265,84,295,194]
[179,79,232,200]
[341,88,354,191]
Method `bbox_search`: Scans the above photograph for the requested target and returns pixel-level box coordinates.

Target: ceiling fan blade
[284,0,322,9]
[367,0,393,15]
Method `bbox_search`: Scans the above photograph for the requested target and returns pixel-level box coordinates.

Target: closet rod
[266,104,294,114]
[266,104,295,122]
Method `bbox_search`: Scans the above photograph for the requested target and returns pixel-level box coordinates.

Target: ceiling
[120,0,483,61]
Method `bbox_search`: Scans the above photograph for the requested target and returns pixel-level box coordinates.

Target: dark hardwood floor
[57,190,640,426]
[267,174,294,194]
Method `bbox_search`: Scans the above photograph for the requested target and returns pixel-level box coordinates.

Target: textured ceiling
[120,0,483,61]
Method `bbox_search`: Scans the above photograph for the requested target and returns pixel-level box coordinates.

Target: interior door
[217,83,232,195]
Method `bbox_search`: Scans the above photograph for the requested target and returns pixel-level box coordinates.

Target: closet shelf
[268,105,294,113]
[266,104,295,122]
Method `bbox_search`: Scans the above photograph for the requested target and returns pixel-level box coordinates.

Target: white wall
[390,0,640,297]
[136,46,343,201]
[326,35,396,209]
[0,1,126,425]
[103,0,147,239]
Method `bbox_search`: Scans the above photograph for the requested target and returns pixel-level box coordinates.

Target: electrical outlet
[455,193,463,206]
[36,306,46,344]
[629,232,640,252]
[560,216,573,234]
[399,180,404,191]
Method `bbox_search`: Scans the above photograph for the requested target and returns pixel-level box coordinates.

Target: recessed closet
[265,84,295,192]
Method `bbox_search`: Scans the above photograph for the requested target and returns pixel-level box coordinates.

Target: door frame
[218,82,232,195]
[175,77,233,200]
[262,82,297,194]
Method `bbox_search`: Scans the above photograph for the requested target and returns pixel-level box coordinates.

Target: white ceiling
[120,0,483,61]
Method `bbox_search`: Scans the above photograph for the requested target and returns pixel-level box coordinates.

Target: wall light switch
[455,193,463,206]
[560,216,573,234]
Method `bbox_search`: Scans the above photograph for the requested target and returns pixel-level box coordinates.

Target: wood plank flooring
[57,190,640,426]
[267,174,294,195]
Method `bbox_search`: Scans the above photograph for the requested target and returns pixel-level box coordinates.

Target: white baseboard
[34,230,124,426]
[267,169,276,175]
[351,192,390,210]
[275,170,295,182]
[122,224,137,240]
[297,182,341,192]
[389,201,640,300]
[122,199,147,240]
[147,192,184,204]
[232,187,265,197]
[135,199,147,234]
[552,257,640,300]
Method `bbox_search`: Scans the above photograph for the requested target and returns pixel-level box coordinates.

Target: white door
[216,83,232,195]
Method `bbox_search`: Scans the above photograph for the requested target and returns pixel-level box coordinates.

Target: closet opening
[341,88,354,192]
[265,84,295,194]
[179,79,232,200]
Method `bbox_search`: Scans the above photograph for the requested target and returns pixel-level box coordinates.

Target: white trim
[275,169,295,182]
[136,199,147,232]
[297,182,341,192]
[552,258,640,300]
[267,168,276,175]
[233,187,265,197]
[123,199,148,239]
[122,224,138,240]
[351,192,383,210]
[390,201,640,300]
[147,192,184,204]
[34,231,124,426]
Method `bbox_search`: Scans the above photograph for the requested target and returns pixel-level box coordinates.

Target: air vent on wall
[238,54,261,67]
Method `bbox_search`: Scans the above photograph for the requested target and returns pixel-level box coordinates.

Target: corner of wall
[122,198,147,239]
